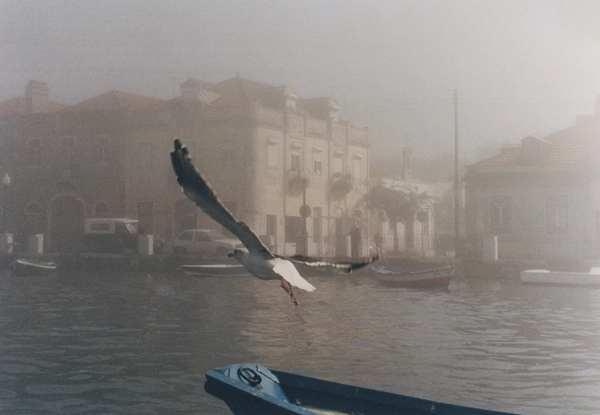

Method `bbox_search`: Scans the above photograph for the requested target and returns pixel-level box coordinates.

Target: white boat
[13,258,57,276]
[520,267,600,287]
[371,265,455,288]
[176,264,250,277]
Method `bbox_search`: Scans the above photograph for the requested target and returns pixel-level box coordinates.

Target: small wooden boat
[176,264,250,277]
[13,258,57,276]
[370,264,454,288]
[205,363,525,415]
[520,268,600,287]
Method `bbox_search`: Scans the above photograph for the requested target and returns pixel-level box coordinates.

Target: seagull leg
[280,278,299,306]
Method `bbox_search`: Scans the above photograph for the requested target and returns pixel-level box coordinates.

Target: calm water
[0,268,599,415]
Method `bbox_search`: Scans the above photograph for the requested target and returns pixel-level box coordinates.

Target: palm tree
[365,183,429,253]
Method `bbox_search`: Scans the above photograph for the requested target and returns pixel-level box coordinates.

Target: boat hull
[205,363,525,415]
[371,265,454,288]
[13,258,56,276]
[520,269,600,287]
[177,264,250,277]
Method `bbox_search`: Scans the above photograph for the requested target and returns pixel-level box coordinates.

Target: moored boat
[370,264,454,288]
[13,258,57,276]
[176,263,250,277]
[205,363,526,415]
[520,268,600,287]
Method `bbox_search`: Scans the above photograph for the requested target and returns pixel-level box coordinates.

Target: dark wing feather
[284,254,380,273]
[170,138,272,257]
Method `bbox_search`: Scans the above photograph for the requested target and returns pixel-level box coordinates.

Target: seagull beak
[227,252,234,257]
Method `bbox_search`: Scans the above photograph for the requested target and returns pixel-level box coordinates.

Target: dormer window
[283,86,298,110]
[328,99,340,121]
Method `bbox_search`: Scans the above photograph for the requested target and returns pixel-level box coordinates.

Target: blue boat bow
[205,363,526,415]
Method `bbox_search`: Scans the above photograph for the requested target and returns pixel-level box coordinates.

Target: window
[27,138,42,165]
[196,231,211,242]
[94,136,110,164]
[266,142,278,168]
[491,196,511,232]
[290,152,301,171]
[333,153,344,175]
[138,142,152,168]
[179,231,193,241]
[313,150,323,175]
[547,195,567,233]
[353,156,362,183]
[285,216,303,243]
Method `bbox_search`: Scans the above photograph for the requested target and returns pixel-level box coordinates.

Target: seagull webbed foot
[280,278,300,307]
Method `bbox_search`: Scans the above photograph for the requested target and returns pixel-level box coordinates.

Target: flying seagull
[170,139,379,306]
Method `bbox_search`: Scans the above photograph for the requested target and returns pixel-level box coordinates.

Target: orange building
[0,78,371,256]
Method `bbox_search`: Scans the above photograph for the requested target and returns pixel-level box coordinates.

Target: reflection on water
[0,269,599,414]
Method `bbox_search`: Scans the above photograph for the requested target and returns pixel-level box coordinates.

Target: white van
[83,218,140,253]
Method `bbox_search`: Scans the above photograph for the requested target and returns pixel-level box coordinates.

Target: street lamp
[297,168,311,256]
[2,173,10,234]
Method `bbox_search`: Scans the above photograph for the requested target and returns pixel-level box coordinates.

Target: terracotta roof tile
[0,96,66,117]
[473,117,600,167]
[65,90,165,112]
[0,96,26,117]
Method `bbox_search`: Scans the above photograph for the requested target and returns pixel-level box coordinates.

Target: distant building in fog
[464,96,600,261]
[370,146,437,257]
[0,78,370,256]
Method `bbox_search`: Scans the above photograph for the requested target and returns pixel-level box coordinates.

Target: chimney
[25,80,49,114]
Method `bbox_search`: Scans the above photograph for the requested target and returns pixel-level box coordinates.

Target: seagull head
[228,248,249,260]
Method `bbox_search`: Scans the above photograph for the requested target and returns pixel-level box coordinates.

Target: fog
[2,0,600,162]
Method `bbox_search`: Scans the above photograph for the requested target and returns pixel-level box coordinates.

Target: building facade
[369,147,437,257]
[464,98,600,261]
[169,77,371,257]
[0,77,371,256]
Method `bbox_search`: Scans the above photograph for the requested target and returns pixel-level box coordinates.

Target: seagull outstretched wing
[285,254,380,273]
[170,138,272,257]
[272,259,316,292]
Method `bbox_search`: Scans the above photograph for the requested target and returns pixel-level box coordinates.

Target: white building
[464,98,600,261]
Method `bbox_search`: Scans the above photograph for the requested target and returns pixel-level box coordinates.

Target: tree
[365,184,429,253]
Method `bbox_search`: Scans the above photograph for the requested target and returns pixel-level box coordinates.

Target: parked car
[172,229,244,256]
[82,218,140,254]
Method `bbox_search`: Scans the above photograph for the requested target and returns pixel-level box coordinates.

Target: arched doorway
[49,195,85,253]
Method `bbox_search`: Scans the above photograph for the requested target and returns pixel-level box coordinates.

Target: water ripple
[0,271,598,414]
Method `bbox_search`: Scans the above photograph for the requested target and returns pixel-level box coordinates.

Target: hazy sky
[2,0,600,162]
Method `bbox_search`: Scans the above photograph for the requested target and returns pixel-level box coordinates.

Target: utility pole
[454,89,460,258]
